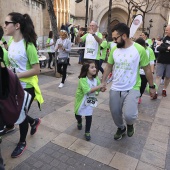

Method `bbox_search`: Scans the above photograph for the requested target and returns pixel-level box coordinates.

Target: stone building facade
[70,0,170,39]
[0,0,50,37]
[54,0,70,29]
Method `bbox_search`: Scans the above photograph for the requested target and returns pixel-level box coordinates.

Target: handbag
[58,57,68,64]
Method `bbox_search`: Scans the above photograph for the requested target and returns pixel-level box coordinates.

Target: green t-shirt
[2,47,8,66]
[146,38,152,47]
[147,47,155,61]
[100,40,108,60]
[81,32,102,60]
[1,37,6,44]
[108,42,149,91]
[74,77,100,115]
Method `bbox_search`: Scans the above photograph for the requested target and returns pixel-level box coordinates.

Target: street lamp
[147,19,153,37]
[132,8,138,19]
[163,23,167,37]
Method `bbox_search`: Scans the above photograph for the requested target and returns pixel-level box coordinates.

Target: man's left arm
[93,34,103,45]
[143,64,156,98]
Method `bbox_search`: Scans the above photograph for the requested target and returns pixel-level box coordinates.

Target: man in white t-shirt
[101,23,156,140]
[76,21,103,69]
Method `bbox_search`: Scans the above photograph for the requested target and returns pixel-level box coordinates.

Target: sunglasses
[4,21,16,26]
[113,34,123,41]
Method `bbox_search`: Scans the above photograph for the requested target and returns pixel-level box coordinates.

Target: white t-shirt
[108,42,149,91]
[84,34,99,60]
[78,78,98,116]
[49,39,55,52]
[8,39,39,88]
[8,39,28,74]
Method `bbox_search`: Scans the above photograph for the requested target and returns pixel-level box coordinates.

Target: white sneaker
[58,83,64,88]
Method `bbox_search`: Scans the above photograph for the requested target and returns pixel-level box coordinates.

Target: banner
[130,14,143,38]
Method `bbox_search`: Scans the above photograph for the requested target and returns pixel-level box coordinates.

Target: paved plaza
[1,57,170,170]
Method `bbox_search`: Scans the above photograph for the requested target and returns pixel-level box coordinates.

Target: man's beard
[117,38,125,48]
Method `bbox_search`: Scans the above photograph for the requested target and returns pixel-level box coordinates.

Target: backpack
[0,46,31,125]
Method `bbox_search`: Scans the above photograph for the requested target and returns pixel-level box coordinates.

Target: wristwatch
[92,33,96,36]
[149,85,155,89]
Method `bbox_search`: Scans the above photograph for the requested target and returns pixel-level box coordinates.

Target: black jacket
[157,36,170,64]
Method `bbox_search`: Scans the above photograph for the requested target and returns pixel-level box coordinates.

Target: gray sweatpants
[109,89,140,130]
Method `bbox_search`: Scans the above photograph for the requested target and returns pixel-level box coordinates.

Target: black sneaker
[77,123,82,130]
[0,130,5,136]
[30,118,41,135]
[85,132,91,141]
[127,124,135,137]
[11,142,27,158]
[0,126,15,136]
[114,126,126,140]
[4,126,15,134]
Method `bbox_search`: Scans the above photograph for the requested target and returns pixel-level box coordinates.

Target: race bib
[86,48,95,55]
[85,96,98,107]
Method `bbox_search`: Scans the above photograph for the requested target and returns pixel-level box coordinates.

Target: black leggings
[140,74,148,97]
[57,61,68,84]
[19,88,35,143]
[48,52,55,68]
[75,115,92,133]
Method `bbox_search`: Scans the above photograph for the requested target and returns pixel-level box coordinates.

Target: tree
[45,0,58,43]
[124,0,157,31]
[125,0,135,26]
[45,0,59,77]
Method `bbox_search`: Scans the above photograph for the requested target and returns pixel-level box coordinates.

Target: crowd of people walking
[0,11,170,170]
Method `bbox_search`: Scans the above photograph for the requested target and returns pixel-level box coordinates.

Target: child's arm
[89,83,105,93]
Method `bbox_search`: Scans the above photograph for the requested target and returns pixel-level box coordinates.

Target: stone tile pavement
[1,57,170,170]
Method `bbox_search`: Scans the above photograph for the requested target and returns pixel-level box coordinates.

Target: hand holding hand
[100,83,106,92]
[149,88,157,100]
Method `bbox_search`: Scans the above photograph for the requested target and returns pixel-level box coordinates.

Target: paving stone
[109,152,138,170]
[154,117,170,127]
[28,93,70,118]
[38,153,54,163]
[150,123,170,134]
[52,151,63,159]
[144,137,168,154]
[140,149,166,169]
[72,153,86,162]
[165,158,170,170]
[136,161,163,170]
[13,162,35,170]
[4,58,169,170]
[40,164,52,170]
[148,129,169,144]
[68,139,96,156]
[57,162,69,170]
[66,157,78,166]
[59,154,70,162]
[52,133,77,148]
[1,139,33,170]
[43,147,55,155]
[87,145,115,165]
[33,161,44,168]
[50,159,60,167]
[41,110,76,132]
